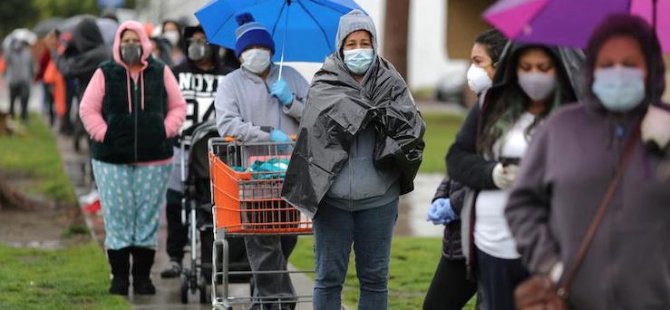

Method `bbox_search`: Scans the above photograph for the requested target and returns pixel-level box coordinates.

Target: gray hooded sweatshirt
[505,16,670,310]
[5,41,34,86]
[214,64,308,140]
[322,9,401,210]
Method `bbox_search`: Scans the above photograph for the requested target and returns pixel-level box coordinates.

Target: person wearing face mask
[79,21,186,296]
[467,29,508,102]
[423,28,507,310]
[446,41,582,309]
[214,12,309,310]
[507,15,670,310]
[161,20,185,67]
[282,10,425,310]
[160,25,236,280]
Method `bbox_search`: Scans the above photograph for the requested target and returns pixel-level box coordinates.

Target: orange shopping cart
[208,138,312,309]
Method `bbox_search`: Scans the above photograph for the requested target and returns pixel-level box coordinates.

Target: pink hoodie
[79,21,186,164]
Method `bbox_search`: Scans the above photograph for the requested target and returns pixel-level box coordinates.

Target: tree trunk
[0,177,33,210]
[383,0,410,80]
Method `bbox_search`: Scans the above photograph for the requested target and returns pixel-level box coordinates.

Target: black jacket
[90,58,172,163]
[52,18,111,95]
[433,177,468,260]
[282,53,425,218]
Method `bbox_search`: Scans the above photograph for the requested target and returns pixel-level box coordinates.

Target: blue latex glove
[270,129,290,142]
[270,79,294,106]
[427,198,458,225]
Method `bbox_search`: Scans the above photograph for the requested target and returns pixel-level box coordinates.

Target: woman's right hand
[492,163,519,189]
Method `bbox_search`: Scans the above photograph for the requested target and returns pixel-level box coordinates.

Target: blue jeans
[313,199,398,310]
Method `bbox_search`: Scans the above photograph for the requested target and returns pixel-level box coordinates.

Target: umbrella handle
[277,0,291,82]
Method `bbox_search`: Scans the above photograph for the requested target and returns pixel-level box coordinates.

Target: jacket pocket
[327,156,399,200]
[104,115,132,148]
[136,112,167,153]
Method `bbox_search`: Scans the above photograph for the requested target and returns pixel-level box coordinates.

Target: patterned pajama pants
[92,159,172,250]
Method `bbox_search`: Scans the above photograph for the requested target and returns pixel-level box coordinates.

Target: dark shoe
[110,276,130,295]
[107,248,131,295]
[133,276,156,295]
[131,247,157,295]
[160,260,182,278]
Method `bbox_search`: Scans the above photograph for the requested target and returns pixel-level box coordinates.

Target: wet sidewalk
[55,126,316,310]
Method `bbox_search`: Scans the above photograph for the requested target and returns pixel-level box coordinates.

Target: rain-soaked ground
[397,173,445,237]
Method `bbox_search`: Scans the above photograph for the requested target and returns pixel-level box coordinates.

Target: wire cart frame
[208,138,313,309]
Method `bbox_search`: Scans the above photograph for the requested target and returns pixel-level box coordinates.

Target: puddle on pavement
[396,173,444,237]
[7,240,64,249]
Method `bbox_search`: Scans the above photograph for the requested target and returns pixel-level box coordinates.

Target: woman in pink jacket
[79,21,186,296]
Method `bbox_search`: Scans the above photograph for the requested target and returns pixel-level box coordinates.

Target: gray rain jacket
[281,54,425,218]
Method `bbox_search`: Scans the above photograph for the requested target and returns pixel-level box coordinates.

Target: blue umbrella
[195,0,364,64]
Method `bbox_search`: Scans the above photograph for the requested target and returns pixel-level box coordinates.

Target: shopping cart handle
[223,136,236,142]
[289,134,298,141]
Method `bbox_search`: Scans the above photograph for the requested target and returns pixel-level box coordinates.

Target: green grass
[0,242,130,310]
[420,112,464,174]
[0,114,76,204]
[0,114,131,309]
[290,236,476,309]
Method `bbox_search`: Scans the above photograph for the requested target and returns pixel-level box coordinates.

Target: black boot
[131,247,156,295]
[107,248,131,295]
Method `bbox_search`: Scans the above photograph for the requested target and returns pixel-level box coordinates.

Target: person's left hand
[270,79,294,106]
[515,276,568,310]
[427,198,457,225]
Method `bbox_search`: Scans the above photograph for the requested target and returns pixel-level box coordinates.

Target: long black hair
[477,45,578,157]
[474,29,507,68]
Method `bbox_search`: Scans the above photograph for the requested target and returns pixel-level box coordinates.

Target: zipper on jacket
[134,80,139,162]
[349,137,358,210]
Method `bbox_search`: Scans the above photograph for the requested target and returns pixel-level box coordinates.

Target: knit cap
[336,9,377,52]
[234,13,275,58]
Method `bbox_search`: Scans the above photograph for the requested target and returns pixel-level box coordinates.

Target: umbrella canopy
[33,18,64,37]
[57,14,97,35]
[195,0,364,63]
[5,28,37,46]
[484,0,670,53]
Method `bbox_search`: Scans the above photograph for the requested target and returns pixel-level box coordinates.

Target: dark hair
[478,45,575,156]
[162,20,182,33]
[474,29,507,66]
[586,14,665,104]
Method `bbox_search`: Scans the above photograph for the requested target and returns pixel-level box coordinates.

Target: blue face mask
[343,48,374,75]
[592,66,646,113]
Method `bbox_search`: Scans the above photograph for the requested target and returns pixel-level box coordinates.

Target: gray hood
[335,9,378,53]
[584,14,666,113]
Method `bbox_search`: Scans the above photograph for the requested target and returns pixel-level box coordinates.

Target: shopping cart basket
[208,138,312,309]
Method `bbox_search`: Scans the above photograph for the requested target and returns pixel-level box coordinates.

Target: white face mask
[592,66,646,112]
[467,64,492,94]
[517,71,557,101]
[241,48,271,74]
[163,30,180,46]
[343,48,374,74]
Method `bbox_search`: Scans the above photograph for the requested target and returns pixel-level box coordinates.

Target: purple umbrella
[484,0,670,53]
